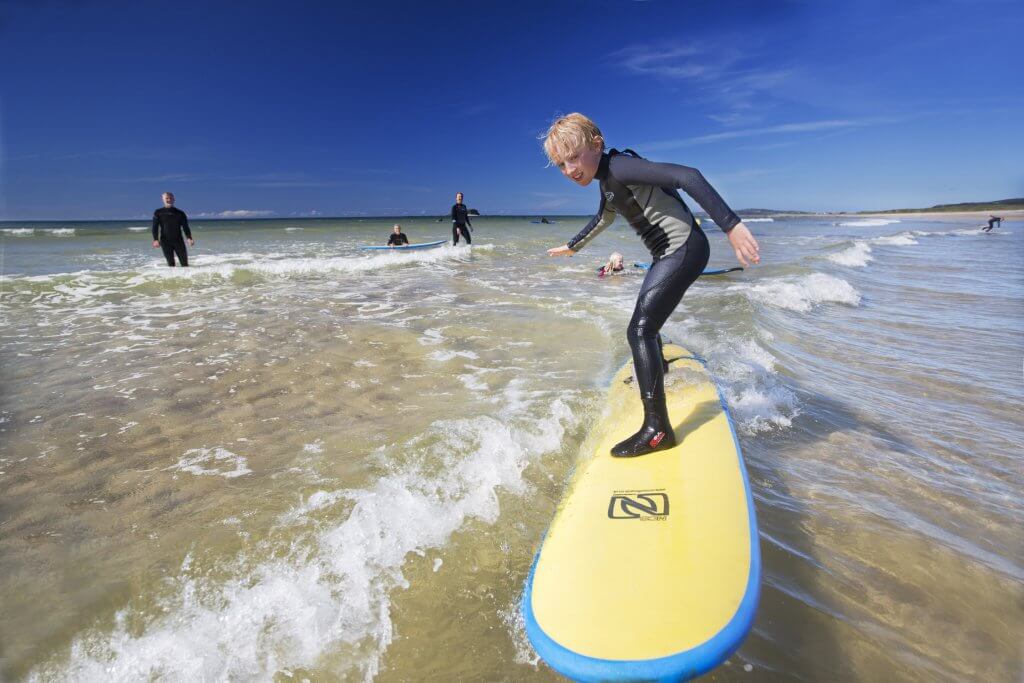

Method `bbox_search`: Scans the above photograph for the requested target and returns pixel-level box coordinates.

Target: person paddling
[543,113,760,457]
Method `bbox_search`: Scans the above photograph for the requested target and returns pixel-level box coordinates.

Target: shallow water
[1,215,1021,681]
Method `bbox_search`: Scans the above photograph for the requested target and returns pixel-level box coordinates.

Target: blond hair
[542,113,604,165]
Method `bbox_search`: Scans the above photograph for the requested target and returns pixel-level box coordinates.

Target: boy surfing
[543,113,760,456]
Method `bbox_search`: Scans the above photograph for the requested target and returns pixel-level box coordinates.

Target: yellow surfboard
[523,345,760,682]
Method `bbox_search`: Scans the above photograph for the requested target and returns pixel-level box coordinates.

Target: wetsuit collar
[596,152,612,181]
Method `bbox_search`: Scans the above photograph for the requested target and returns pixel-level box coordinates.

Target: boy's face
[393,226,401,233]
[456,193,463,203]
[558,142,602,187]
[162,193,175,207]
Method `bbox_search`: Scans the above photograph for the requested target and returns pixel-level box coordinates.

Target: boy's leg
[452,226,460,245]
[613,228,709,457]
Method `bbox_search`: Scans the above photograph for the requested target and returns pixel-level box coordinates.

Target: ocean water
[0,215,1020,681]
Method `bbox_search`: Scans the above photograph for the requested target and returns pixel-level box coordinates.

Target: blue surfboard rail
[359,240,447,251]
[521,356,761,682]
[633,262,743,276]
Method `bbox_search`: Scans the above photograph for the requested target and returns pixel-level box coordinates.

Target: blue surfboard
[359,240,447,251]
[633,263,743,276]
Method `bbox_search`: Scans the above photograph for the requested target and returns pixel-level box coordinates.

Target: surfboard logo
[604,191,615,202]
[608,490,669,519]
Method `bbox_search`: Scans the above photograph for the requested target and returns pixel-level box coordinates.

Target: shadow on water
[710,385,931,682]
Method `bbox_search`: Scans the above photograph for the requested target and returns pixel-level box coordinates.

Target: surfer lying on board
[598,252,625,277]
[543,113,760,456]
[387,224,410,247]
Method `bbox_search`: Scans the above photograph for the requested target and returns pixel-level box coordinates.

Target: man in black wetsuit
[451,192,472,245]
[983,215,1002,232]
[387,224,410,247]
[544,113,760,457]
[151,192,194,266]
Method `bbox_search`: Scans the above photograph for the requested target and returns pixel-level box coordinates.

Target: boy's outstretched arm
[608,155,741,232]
[609,154,759,265]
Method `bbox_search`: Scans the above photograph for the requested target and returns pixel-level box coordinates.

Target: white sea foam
[740,273,861,312]
[285,227,304,232]
[32,394,576,682]
[827,242,874,267]
[428,349,479,362]
[872,232,918,246]
[126,226,149,232]
[836,218,901,227]
[740,217,774,223]
[168,447,252,479]
[667,321,801,435]
[128,245,468,283]
[1,228,35,236]
[43,228,77,236]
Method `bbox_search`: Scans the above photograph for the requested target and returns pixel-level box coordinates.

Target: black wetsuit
[566,149,741,456]
[151,206,192,266]
[388,232,410,246]
[985,216,1002,232]
[451,203,472,245]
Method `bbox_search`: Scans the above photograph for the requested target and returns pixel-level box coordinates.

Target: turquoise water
[1,215,1021,681]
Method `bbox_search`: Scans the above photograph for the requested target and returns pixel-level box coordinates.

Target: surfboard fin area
[522,345,761,682]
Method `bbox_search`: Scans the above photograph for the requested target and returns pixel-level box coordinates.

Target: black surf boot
[611,393,676,457]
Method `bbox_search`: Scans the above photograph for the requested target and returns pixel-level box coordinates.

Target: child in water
[598,252,625,277]
[544,113,760,456]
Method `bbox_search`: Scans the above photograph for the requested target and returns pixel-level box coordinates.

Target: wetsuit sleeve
[151,211,160,241]
[566,197,617,252]
[451,205,457,222]
[608,155,741,232]
[181,211,192,240]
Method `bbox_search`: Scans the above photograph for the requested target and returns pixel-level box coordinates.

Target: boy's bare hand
[547,244,576,256]
[727,223,760,266]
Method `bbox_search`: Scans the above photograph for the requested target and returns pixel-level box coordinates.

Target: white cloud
[643,119,879,151]
[197,209,276,218]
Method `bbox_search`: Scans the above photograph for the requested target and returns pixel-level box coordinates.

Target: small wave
[285,227,304,232]
[1,228,35,236]
[32,392,577,681]
[872,232,918,246]
[836,219,901,227]
[827,242,874,267]
[741,217,774,223]
[42,228,77,236]
[126,226,149,232]
[741,272,861,312]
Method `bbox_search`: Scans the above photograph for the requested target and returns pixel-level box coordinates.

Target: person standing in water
[151,192,194,266]
[387,224,410,247]
[543,113,760,457]
[983,215,1002,232]
[451,192,473,245]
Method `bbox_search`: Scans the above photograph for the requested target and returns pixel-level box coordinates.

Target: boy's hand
[152,240,159,248]
[726,223,760,266]
[547,244,575,256]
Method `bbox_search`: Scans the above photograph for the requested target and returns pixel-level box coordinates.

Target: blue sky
[1,0,1021,219]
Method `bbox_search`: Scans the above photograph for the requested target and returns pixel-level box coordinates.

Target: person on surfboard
[543,113,760,456]
[387,224,410,247]
[983,215,1002,232]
